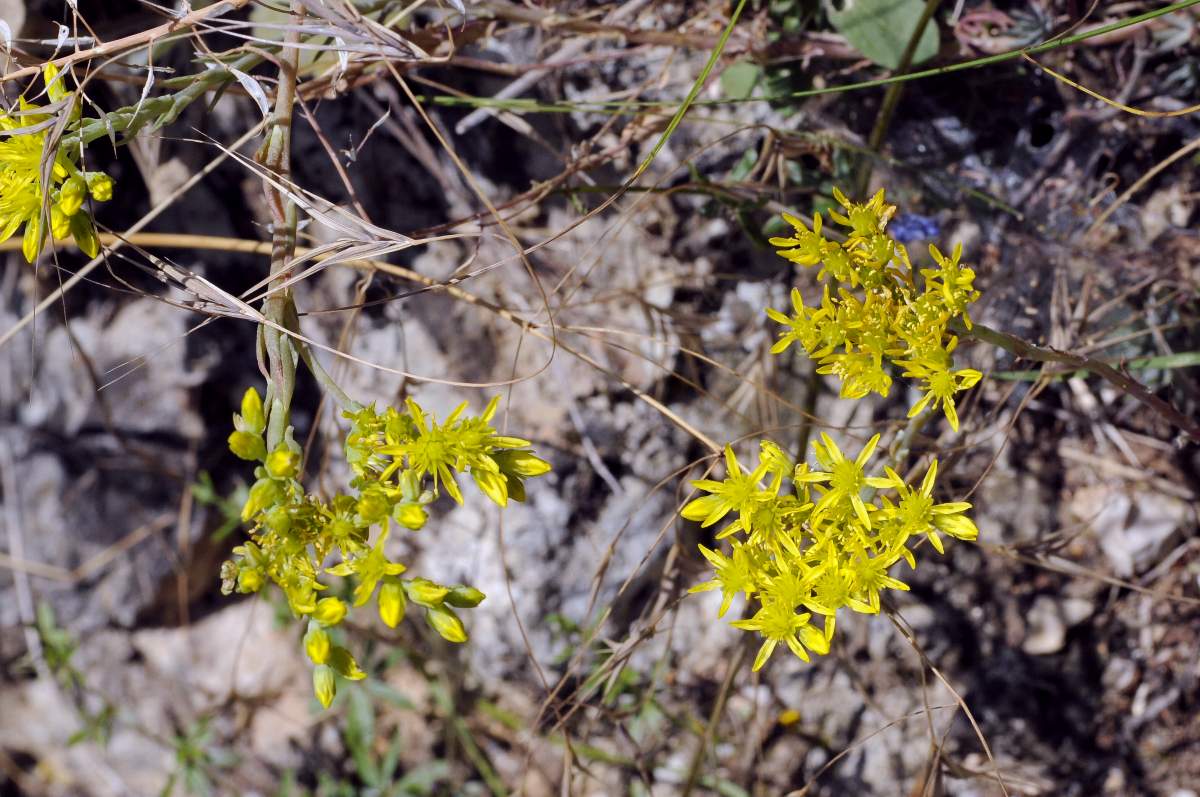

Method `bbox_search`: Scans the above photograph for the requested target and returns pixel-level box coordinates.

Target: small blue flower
[889,213,940,244]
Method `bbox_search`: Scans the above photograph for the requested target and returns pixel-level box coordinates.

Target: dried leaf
[229,67,271,120]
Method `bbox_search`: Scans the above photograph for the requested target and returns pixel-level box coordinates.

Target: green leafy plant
[221,388,551,706]
[162,718,235,797]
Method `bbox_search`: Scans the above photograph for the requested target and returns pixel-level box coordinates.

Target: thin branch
[960,321,1200,443]
[0,0,252,86]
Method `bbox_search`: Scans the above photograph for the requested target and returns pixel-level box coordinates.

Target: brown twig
[0,0,251,86]
[960,321,1200,443]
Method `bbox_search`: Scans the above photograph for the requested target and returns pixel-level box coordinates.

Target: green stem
[65,53,263,150]
[428,0,1200,112]
[853,0,943,196]
[795,362,823,458]
[261,10,303,451]
[284,302,362,413]
[680,640,748,797]
[779,0,1200,104]
[959,320,1200,442]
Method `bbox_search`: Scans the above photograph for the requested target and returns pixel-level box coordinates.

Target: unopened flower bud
[426,605,468,643]
[378,579,406,628]
[445,585,485,608]
[312,597,347,627]
[313,664,336,708]
[394,503,427,531]
[304,624,331,664]
[265,448,300,479]
[404,578,448,607]
[229,431,267,462]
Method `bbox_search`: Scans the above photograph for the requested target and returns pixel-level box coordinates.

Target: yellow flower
[900,357,983,432]
[686,435,978,669]
[732,597,829,670]
[877,459,978,553]
[0,68,112,261]
[325,529,406,607]
[224,388,548,697]
[765,188,983,434]
[829,186,895,238]
[690,541,758,618]
[681,445,774,528]
[796,433,891,528]
[845,548,909,613]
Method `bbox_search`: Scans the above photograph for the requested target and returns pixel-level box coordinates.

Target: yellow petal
[378,580,406,628]
[313,664,336,708]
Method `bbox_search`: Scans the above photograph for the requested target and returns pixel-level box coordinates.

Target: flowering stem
[680,640,748,797]
[260,6,303,451]
[794,363,823,458]
[64,53,264,151]
[284,302,362,414]
[959,320,1200,442]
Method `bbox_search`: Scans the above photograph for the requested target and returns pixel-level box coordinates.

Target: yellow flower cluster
[767,188,981,431]
[683,434,977,670]
[221,389,551,707]
[0,65,112,262]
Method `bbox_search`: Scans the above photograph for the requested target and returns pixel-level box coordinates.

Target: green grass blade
[988,351,1200,381]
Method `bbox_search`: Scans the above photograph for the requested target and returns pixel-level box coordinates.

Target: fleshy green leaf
[826,0,939,70]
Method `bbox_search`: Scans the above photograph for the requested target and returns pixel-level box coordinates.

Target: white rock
[1086,489,1195,577]
[1023,595,1094,655]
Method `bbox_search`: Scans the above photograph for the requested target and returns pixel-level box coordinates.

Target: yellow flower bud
[237,567,264,594]
[507,478,526,503]
[86,172,114,202]
[285,583,317,615]
[394,503,427,531]
[312,597,347,627]
[304,625,331,664]
[500,450,552,478]
[229,431,267,462]
[265,448,300,479]
[356,490,389,525]
[240,387,265,434]
[328,646,366,680]
[404,578,449,608]
[378,579,406,628]
[50,205,70,239]
[313,664,336,708]
[43,63,69,102]
[59,175,85,217]
[426,605,468,643]
[68,213,99,258]
[471,469,508,507]
[241,478,281,521]
[445,585,485,609]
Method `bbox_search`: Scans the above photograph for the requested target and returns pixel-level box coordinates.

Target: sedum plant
[767,187,982,431]
[222,389,551,707]
[683,434,976,670]
[0,64,113,261]
[686,187,981,668]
